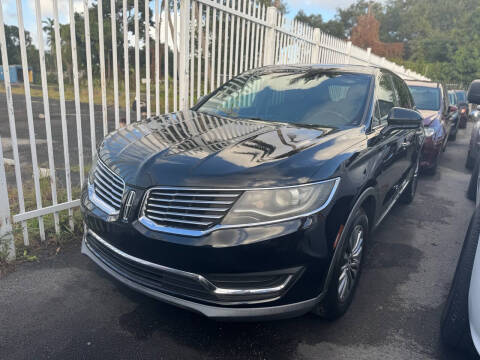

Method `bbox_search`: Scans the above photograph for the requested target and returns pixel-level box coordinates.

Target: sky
[1,0,364,47]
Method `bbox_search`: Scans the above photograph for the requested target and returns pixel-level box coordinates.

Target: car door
[366,71,406,212]
[391,74,417,180]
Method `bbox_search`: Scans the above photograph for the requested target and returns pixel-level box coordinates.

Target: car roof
[255,64,380,76]
[405,80,441,88]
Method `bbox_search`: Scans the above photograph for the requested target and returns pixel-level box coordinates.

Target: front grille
[85,232,217,303]
[142,188,243,230]
[93,161,125,213]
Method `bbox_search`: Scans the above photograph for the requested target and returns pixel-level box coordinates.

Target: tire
[313,207,369,320]
[467,160,479,201]
[467,151,475,170]
[400,157,419,204]
[441,209,480,356]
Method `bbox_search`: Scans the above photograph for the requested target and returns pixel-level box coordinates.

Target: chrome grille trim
[141,187,243,231]
[88,159,126,215]
[138,179,341,237]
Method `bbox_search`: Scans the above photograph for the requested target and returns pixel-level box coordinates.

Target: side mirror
[468,80,480,104]
[387,107,423,129]
[477,105,480,111]
[448,105,458,113]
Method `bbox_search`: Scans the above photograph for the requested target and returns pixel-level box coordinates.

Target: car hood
[97,111,362,188]
[418,109,440,126]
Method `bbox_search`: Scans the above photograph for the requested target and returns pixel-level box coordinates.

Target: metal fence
[0,0,428,261]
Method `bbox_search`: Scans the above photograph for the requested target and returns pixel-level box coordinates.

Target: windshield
[408,85,441,111]
[197,71,372,127]
[455,91,466,102]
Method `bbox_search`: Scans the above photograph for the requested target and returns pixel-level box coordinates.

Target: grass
[1,172,85,270]
[0,77,195,111]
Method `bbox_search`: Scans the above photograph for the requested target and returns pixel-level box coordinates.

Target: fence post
[366,47,372,64]
[179,0,191,111]
[0,136,15,262]
[346,41,352,64]
[312,28,321,63]
[263,7,278,65]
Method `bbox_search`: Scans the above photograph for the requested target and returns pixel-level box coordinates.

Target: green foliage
[295,0,480,84]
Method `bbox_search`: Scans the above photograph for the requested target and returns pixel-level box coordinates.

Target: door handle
[401,141,411,148]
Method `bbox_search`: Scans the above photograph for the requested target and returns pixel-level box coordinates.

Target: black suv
[81,65,424,320]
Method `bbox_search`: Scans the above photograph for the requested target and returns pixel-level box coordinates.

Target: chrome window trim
[87,159,126,216]
[85,229,295,301]
[138,177,341,237]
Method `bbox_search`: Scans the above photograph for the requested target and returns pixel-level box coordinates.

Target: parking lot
[0,123,476,359]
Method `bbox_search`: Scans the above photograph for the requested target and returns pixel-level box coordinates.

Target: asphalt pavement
[0,123,478,360]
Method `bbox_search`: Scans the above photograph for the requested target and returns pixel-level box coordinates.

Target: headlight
[221,178,340,226]
[461,108,467,114]
[424,127,435,137]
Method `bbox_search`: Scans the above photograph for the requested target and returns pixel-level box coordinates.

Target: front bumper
[81,230,320,320]
[81,186,334,319]
[420,137,442,169]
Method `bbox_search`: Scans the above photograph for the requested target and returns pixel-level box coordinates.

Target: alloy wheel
[337,224,364,302]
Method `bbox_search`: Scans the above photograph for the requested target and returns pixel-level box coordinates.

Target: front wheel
[313,207,369,320]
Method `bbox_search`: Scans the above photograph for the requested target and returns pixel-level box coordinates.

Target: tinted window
[376,73,396,119]
[198,71,372,127]
[392,75,412,108]
[408,86,441,111]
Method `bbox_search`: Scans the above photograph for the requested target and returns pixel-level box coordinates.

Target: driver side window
[373,72,396,127]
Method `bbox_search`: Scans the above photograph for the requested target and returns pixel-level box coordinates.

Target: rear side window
[376,72,396,119]
[392,75,412,109]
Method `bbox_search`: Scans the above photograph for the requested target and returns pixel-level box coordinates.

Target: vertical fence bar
[53,0,74,231]
[145,0,151,118]
[0,136,14,261]
[197,2,203,99]
[263,6,276,65]
[239,0,246,74]
[234,1,240,75]
[16,0,45,241]
[84,0,96,156]
[210,7,216,91]
[123,0,131,124]
[228,1,235,79]
[155,0,161,115]
[98,0,108,136]
[34,0,59,233]
[135,0,141,121]
[112,0,120,128]
[179,0,190,110]
[216,8,223,89]
[164,0,169,113]
[0,3,28,244]
[223,2,229,84]
[190,1,195,107]
[173,0,179,110]
[69,0,85,187]
[245,0,252,70]
[203,5,210,95]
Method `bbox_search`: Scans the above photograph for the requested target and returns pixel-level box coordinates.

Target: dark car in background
[407,80,455,173]
[81,65,424,320]
[455,90,469,128]
[447,90,460,141]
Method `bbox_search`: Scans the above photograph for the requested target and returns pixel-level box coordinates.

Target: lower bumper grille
[84,230,299,305]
